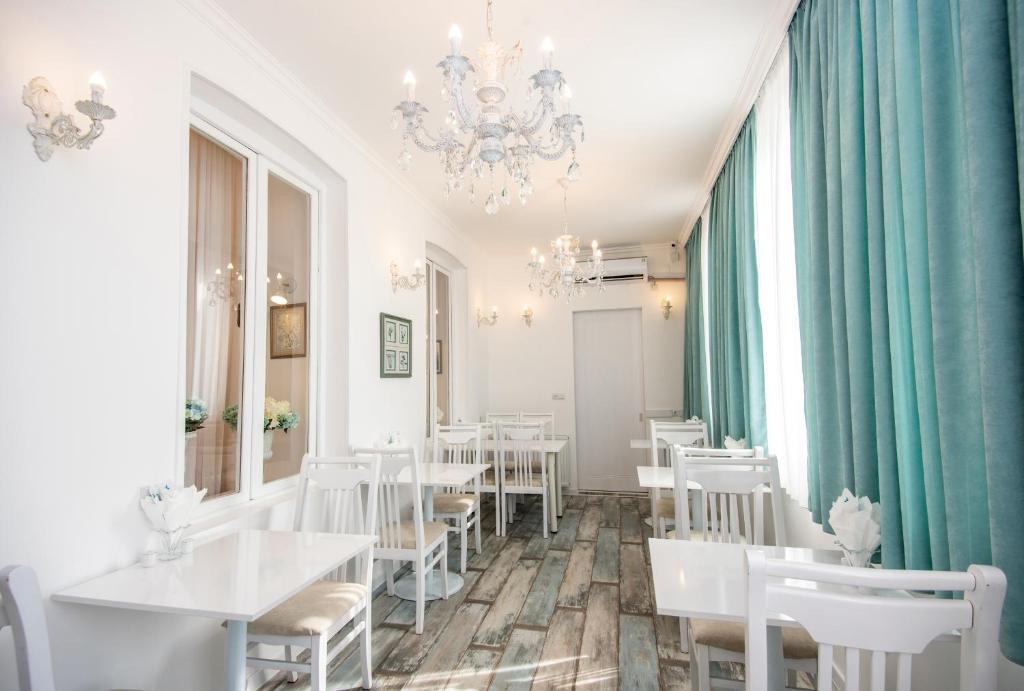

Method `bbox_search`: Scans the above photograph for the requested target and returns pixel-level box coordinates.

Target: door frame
[569,306,647,492]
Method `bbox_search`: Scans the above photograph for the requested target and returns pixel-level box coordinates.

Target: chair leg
[310,634,328,691]
[359,610,372,689]
[415,559,426,634]
[284,645,298,683]
[678,616,689,654]
[495,492,503,536]
[460,516,468,574]
[692,641,711,691]
[474,509,483,553]
[440,543,450,599]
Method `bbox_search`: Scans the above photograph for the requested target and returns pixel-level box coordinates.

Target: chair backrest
[0,565,56,691]
[498,422,545,488]
[486,412,519,424]
[671,449,787,546]
[743,552,1006,691]
[434,425,483,464]
[519,412,554,439]
[293,454,381,584]
[649,419,707,468]
[352,446,425,553]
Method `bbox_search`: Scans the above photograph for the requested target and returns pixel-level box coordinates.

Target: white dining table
[650,539,842,687]
[394,461,491,601]
[53,529,375,691]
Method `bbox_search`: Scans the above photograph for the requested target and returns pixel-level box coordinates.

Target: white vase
[263,429,274,460]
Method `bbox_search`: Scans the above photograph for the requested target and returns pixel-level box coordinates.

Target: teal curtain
[682,220,708,421]
[790,0,1024,662]
[707,118,767,449]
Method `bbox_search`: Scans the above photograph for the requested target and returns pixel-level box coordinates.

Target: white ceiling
[213,0,791,250]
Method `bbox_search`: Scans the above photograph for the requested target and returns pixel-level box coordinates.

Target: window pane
[263,173,310,482]
[185,128,246,499]
[435,269,451,424]
[425,265,432,433]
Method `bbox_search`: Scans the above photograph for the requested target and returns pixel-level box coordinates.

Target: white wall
[0,1,486,689]
[483,246,685,489]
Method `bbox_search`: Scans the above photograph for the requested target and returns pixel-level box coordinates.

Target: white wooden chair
[649,419,707,539]
[497,421,549,538]
[433,425,484,573]
[485,412,519,424]
[1,565,56,691]
[353,445,448,635]
[671,450,805,689]
[744,552,1007,691]
[245,454,378,690]
[519,412,554,438]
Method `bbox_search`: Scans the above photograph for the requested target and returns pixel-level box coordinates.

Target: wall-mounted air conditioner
[589,256,648,283]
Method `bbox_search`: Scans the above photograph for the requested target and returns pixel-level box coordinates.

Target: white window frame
[426,259,453,435]
[179,99,324,518]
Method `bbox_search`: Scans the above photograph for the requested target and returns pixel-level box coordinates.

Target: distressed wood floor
[259,494,699,690]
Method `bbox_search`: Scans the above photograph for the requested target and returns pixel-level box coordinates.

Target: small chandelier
[527,183,604,300]
[392,0,584,215]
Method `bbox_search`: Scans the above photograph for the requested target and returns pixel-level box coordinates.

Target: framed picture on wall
[269,303,307,359]
[380,312,412,378]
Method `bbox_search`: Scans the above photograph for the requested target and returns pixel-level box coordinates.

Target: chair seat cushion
[433,493,478,514]
[656,496,676,517]
[248,581,366,636]
[690,618,817,659]
[381,521,449,549]
[503,472,546,487]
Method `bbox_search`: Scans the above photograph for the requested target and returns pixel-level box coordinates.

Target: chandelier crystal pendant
[392,0,584,215]
[527,182,604,300]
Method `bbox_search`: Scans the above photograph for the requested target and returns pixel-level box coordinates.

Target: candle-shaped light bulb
[491,305,498,316]
[562,83,573,112]
[413,258,422,270]
[555,237,563,249]
[539,256,546,264]
[595,249,602,259]
[276,272,283,280]
[541,36,554,69]
[530,247,538,257]
[89,71,107,102]
[403,70,417,101]
[227,262,234,270]
[449,24,463,55]
[591,239,598,250]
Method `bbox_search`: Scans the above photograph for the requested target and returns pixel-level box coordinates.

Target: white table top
[649,539,843,626]
[479,439,567,453]
[636,465,701,490]
[409,462,491,486]
[53,529,375,621]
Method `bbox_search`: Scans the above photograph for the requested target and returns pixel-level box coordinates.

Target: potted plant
[184,398,208,439]
[222,397,300,460]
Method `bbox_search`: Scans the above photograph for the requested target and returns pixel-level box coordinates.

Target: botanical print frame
[380,312,412,378]
[269,303,307,359]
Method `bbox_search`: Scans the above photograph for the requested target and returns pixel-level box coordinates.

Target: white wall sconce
[521,305,534,327]
[22,72,116,162]
[661,296,673,320]
[477,306,499,327]
[390,259,425,292]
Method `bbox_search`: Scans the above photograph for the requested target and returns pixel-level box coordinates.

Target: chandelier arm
[532,137,573,162]
[520,96,553,137]
[408,127,450,153]
[449,78,478,130]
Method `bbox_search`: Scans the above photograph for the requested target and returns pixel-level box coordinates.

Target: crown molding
[177,0,474,247]
[677,0,800,249]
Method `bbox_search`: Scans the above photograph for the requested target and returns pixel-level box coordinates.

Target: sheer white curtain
[753,38,810,507]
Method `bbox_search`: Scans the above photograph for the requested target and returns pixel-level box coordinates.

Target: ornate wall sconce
[477,306,499,327]
[22,72,116,161]
[390,259,426,292]
[521,305,534,327]
[661,296,673,320]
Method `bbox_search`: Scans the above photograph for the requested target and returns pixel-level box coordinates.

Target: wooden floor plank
[522,531,551,560]
[328,626,406,690]
[517,550,570,627]
[655,614,688,664]
[530,608,585,690]
[621,504,642,544]
[556,540,595,609]
[619,614,660,689]
[577,583,620,690]
[487,628,548,691]
[592,527,621,583]
[473,559,542,647]
[548,508,581,551]
[469,538,527,602]
[577,503,602,541]
[447,648,502,690]
[601,496,621,527]
[566,493,588,510]
[379,571,481,674]
[619,543,653,615]
[404,601,489,689]
[659,662,691,690]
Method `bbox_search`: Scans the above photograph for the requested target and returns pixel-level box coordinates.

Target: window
[425,260,452,433]
[184,121,318,504]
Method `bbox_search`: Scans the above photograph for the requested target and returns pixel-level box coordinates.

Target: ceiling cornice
[177,0,473,246]
[676,0,801,248]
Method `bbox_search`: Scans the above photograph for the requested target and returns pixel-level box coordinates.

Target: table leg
[547,451,559,532]
[766,625,785,689]
[397,482,464,600]
[226,619,247,691]
[424,485,434,522]
[555,450,564,516]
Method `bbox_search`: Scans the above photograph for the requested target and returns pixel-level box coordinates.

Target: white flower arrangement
[222,396,300,433]
[140,482,207,560]
[829,488,882,567]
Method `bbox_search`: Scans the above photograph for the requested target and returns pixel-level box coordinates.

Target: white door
[573,308,645,491]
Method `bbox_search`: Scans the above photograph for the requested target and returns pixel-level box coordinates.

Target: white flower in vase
[829,488,882,567]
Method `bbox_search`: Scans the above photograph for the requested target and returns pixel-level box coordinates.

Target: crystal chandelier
[392,0,584,215]
[527,183,604,300]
